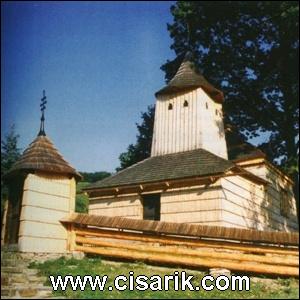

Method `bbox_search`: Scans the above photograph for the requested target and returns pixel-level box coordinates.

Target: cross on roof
[38,90,47,136]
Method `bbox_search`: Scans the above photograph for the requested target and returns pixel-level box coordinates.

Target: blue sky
[1,1,175,172]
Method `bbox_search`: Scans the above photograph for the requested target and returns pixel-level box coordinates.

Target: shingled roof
[85,148,240,190]
[155,53,224,103]
[225,126,266,162]
[4,135,82,180]
[228,142,266,162]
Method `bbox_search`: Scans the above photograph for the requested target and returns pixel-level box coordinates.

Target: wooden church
[85,53,298,232]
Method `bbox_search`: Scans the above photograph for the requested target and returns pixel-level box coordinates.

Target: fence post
[67,223,76,252]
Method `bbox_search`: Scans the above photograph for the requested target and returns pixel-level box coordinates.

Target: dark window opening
[168,103,173,110]
[183,100,188,107]
[206,102,208,109]
[142,194,160,221]
[215,109,218,115]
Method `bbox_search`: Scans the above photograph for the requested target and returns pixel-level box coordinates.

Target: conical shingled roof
[156,53,224,103]
[4,135,82,180]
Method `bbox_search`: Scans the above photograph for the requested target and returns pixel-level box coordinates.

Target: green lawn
[30,256,299,299]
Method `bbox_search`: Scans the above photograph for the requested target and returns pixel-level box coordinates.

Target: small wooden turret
[1,91,81,253]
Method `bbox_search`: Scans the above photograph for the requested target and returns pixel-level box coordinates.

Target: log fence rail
[61,213,299,278]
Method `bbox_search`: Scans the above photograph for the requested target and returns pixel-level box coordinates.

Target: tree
[75,171,111,213]
[117,105,155,171]
[79,171,111,183]
[1,125,22,216]
[161,1,299,211]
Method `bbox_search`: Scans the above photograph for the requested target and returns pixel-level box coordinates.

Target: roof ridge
[152,148,230,162]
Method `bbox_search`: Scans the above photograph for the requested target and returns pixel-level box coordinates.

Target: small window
[215,109,218,115]
[142,194,161,221]
[183,100,188,107]
[206,102,208,109]
[280,188,291,217]
[168,103,173,110]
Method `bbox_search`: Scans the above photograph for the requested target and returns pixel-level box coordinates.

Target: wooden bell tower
[151,53,228,159]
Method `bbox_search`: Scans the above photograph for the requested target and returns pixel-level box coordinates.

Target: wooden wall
[160,183,223,224]
[18,172,76,253]
[197,88,227,159]
[89,194,142,219]
[244,163,298,231]
[220,173,298,231]
[88,182,224,226]
[88,169,298,233]
[151,88,227,159]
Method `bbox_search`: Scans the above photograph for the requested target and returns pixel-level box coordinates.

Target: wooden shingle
[4,135,82,180]
[155,53,224,103]
[85,148,234,190]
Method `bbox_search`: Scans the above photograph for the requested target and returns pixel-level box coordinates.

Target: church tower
[1,91,82,253]
[151,53,228,159]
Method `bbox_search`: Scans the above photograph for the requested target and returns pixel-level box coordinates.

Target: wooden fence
[61,213,299,278]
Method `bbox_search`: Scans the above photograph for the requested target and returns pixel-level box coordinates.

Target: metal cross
[38,90,47,136]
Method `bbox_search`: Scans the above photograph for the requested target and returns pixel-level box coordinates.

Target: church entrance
[142,194,161,221]
[2,177,24,245]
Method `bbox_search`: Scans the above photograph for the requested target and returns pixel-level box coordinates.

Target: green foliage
[1,125,21,215]
[76,181,91,193]
[75,171,111,213]
[79,171,111,183]
[117,105,155,171]
[162,1,299,176]
[33,257,299,299]
[75,182,93,213]
[75,182,89,213]
[75,192,89,213]
[1,125,21,178]
[75,172,111,213]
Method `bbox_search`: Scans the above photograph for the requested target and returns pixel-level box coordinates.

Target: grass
[30,256,299,299]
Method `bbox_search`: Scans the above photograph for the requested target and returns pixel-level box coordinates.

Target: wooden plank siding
[160,184,222,223]
[151,88,227,159]
[18,172,75,253]
[88,172,298,232]
[220,175,298,231]
[87,157,298,232]
[233,162,298,231]
[89,194,142,219]
[89,183,224,225]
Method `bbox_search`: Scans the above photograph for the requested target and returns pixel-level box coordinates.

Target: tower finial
[38,90,47,136]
